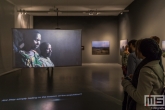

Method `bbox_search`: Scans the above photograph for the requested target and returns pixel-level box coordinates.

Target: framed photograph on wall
[162,41,165,51]
[120,39,128,55]
[162,41,165,58]
[92,41,109,55]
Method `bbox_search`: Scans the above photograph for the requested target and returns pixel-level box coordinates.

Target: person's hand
[162,51,165,58]
[163,54,165,58]
[121,77,125,81]
[128,74,133,79]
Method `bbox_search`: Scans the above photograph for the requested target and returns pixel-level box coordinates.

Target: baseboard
[0,68,22,76]
[82,63,121,65]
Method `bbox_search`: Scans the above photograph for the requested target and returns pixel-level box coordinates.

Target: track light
[17,8,129,16]
[89,11,94,15]
[88,10,99,16]
[19,9,27,15]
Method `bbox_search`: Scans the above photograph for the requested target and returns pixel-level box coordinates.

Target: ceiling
[7,0,134,16]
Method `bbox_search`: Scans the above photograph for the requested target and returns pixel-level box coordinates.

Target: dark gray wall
[119,0,165,65]
[34,16,119,63]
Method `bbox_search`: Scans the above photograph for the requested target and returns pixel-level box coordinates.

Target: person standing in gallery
[16,31,43,67]
[121,45,129,77]
[121,38,164,110]
[151,36,164,72]
[122,39,142,110]
[126,40,142,77]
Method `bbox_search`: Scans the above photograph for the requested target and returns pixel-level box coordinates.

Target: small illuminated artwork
[162,41,165,58]
[92,41,109,55]
[120,40,128,55]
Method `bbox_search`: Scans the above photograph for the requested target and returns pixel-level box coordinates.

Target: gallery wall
[0,0,14,74]
[14,10,31,28]
[119,0,165,66]
[33,16,119,63]
[0,0,31,74]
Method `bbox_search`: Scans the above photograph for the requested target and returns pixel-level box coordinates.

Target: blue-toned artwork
[92,41,109,55]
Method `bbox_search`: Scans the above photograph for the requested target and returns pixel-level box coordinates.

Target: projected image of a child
[14,31,54,67]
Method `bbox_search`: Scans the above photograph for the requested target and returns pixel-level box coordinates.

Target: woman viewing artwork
[121,38,165,110]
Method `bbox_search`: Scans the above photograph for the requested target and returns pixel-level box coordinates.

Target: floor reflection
[0,63,123,110]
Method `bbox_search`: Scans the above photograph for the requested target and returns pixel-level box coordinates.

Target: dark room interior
[0,0,165,110]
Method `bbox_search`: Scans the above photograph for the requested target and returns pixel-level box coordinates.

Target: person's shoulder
[19,50,25,54]
[145,60,160,67]
[18,50,29,58]
[39,56,46,61]
[128,52,134,58]
[131,52,138,59]
[32,50,39,55]
[123,51,129,55]
[141,61,163,75]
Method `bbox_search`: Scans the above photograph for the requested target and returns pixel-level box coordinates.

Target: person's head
[40,42,52,58]
[135,39,143,59]
[23,31,41,50]
[151,36,160,44]
[128,40,137,53]
[124,45,129,51]
[138,38,162,60]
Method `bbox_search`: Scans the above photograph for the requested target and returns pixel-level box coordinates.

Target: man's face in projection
[45,44,52,57]
[31,33,41,49]
[25,33,41,50]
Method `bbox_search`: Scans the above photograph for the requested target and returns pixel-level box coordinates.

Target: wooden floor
[0,63,124,110]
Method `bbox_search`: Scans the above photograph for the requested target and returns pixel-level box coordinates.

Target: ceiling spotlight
[19,9,27,15]
[89,12,93,15]
[120,12,123,15]
[95,9,99,15]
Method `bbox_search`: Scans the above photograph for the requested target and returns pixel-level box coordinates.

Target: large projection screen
[12,29,82,67]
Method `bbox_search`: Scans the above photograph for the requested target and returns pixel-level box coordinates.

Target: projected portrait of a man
[15,31,43,67]
[39,42,54,67]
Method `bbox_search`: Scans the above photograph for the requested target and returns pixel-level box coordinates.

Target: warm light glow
[26,100,55,110]
[17,13,28,28]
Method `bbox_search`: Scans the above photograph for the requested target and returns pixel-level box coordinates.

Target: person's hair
[150,36,160,44]
[135,39,143,57]
[124,45,128,51]
[139,38,162,60]
[128,40,137,47]
[40,42,50,54]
